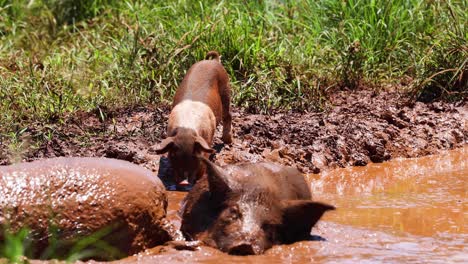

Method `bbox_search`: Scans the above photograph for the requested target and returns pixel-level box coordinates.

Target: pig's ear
[199,157,231,196]
[280,200,335,243]
[194,136,215,154]
[155,137,175,154]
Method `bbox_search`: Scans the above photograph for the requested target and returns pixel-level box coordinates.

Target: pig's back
[172,60,225,121]
[232,162,312,200]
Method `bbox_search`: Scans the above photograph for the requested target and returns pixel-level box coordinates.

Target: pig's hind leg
[220,79,232,144]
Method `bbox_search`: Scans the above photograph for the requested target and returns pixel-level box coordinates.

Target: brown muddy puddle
[130,147,467,263]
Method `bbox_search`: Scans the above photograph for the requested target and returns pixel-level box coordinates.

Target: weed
[0,0,466,150]
[0,227,32,263]
[0,224,124,262]
[411,1,467,101]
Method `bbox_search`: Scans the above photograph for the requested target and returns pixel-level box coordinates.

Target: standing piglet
[156,51,232,187]
[180,157,335,255]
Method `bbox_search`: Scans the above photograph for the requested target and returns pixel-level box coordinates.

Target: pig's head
[191,158,335,255]
[156,128,215,187]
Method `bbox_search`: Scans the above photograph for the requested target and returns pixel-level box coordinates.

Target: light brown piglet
[156,51,232,187]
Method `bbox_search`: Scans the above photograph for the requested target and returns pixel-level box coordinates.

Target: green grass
[0,227,31,263]
[0,0,466,145]
[0,224,124,262]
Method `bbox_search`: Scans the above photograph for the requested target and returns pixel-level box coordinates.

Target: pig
[180,157,335,255]
[0,157,171,257]
[156,51,232,188]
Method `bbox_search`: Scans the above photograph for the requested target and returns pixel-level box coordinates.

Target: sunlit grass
[0,224,124,262]
[0,227,31,263]
[0,0,466,147]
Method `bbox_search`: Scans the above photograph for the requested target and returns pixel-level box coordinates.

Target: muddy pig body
[156,51,232,187]
[0,157,170,258]
[180,158,335,255]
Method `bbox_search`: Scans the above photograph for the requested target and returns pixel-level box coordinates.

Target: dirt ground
[1,90,466,179]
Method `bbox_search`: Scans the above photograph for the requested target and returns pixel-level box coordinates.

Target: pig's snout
[186,170,202,185]
[177,179,190,186]
[174,172,194,191]
[228,243,256,255]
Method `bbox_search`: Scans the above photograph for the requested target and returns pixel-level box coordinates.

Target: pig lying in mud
[180,157,335,255]
[0,157,171,257]
[156,51,232,188]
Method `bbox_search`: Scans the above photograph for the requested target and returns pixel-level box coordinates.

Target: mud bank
[1,90,466,175]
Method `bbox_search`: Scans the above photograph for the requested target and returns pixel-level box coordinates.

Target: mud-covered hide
[0,157,171,257]
[181,158,335,255]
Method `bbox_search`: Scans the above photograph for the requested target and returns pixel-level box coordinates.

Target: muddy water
[139,147,467,263]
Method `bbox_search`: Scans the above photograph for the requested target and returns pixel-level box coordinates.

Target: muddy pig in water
[180,157,335,255]
[0,157,171,258]
[156,51,232,188]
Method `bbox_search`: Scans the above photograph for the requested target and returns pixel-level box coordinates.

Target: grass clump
[0,224,123,262]
[0,0,466,147]
[410,1,467,101]
[0,227,31,263]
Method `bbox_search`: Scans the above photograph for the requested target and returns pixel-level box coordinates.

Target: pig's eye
[225,206,240,221]
[262,223,273,230]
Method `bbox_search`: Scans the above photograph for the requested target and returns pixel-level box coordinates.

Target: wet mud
[116,147,468,263]
[1,90,466,176]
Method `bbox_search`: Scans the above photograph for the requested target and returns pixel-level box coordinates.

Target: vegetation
[0,0,466,142]
[0,227,31,263]
[0,224,123,262]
